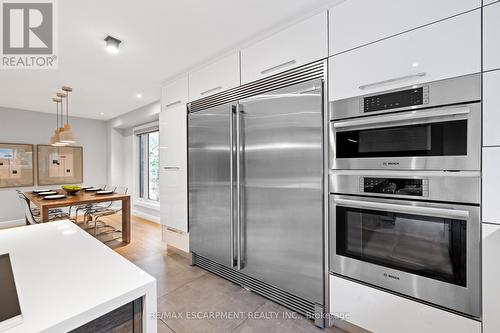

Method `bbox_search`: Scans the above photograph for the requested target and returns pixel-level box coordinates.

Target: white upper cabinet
[482,147,500,224]
[483,70,500,146]
[240,12,328,84]
[161,75,188,111]
[329,10,481,101]
[329,0,480,55]
[484,1,500,71]
[189,53,240,101]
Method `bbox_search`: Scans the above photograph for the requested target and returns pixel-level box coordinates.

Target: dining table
[23,189,131,243]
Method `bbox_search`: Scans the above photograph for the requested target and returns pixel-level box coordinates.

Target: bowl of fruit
[62,185,82,196]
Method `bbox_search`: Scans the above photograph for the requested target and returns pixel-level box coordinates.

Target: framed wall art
[0,143,34,188]
[37,145,83,185]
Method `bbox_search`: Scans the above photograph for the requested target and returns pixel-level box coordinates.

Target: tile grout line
[160,318,178,333]
[230,300,269,332]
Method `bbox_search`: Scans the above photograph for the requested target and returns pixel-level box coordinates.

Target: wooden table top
[24,190,130,209]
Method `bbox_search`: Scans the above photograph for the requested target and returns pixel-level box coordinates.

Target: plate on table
[43,194,66,200]
[85,187,102,192]
[95,190,114,195]
[80,186,93,190]
[38,191,58,196]
[33,189,53,194]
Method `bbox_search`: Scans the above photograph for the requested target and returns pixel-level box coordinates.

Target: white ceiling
[0,0,343,120]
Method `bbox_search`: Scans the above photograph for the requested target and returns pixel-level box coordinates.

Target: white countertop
[0,220,157,333]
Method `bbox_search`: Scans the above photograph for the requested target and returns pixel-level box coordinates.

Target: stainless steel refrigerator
[188,62,325,325]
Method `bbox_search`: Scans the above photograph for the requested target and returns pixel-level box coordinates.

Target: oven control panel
[362,86,429,113]
[360,177,429,197]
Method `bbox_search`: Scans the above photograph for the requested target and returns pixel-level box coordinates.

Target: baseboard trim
[131,209,160,224]
[0,218,25,229]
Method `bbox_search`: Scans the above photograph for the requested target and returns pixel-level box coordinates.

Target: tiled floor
[104,215,345,333]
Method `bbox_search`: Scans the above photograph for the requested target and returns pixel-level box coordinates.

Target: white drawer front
[161,75,188,111]
[483,147,500,224]
[483,70,500,146]
[483,223,500,333]
[189,53,240,101]
[240,12,328,84]
[159,105,187,166]
[329,10,481,101]
[330,275,481,333]
[160,168,187,232]
[484,1,500,71]
[329,0,480,55]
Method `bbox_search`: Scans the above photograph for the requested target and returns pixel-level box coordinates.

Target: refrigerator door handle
[229,105,236,268]
[236,103,243,270]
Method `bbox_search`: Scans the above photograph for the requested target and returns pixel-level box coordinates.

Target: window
[138,131,159,201]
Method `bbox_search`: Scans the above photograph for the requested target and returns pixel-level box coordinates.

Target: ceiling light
[59,86,76,144]
[136,93,142,99]
[412,62,419,67]
[100,112,105,116]
[104,35,121,54]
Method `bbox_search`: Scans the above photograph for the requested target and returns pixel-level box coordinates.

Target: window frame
[137,129,160,203]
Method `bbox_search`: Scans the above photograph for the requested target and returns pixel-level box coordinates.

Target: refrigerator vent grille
[188,60,325,113]
[192,253,317,317]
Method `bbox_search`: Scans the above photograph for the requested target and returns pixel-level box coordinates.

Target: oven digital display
[363,87,427,113]
[362,177,425,196]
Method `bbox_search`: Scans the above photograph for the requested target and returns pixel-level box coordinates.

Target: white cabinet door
[161,75,188,111]
[189,53,240,101]
[483,70,500,146]
[160,165,187,232]
[159,104,186,165]
[330,275,481,333]
[159,104,188,231]
[483,223,500,333]
[483,147,500,224]
[329,10,481,101]
[240,12,328,84]
[329,0,480,55]
[484,1,500,71]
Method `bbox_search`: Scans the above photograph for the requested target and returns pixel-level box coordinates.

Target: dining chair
[18,193,38,225]
[16,190,65,220]
[85,186,128,242]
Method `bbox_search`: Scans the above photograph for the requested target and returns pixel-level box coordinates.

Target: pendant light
[55,92,68,145]
[59,86,76,143]
[50,97,65,146]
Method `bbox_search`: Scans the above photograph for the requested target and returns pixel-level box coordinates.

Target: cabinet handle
[200,86,223,95]
[165,100,182,108]
[359,72,427,90]
[260,60,297,75]
[163,166,180,170]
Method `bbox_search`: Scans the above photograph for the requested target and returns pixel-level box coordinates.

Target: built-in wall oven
[330,74,481,171]
[329,171,481,317]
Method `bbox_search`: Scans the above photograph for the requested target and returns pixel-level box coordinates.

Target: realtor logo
[1,0,58,69]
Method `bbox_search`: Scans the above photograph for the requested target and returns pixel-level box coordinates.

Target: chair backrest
[114,186,128,194]
[104,185,117,191]
[97,184,106,190]
[18,194,37,225]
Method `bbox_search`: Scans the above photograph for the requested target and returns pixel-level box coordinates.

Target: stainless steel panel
[329,194,481,317]
[329,102,481,171]
[330,170,481,204]
[238,79,324,304]
[188,104,235,267]
[330,73,481,120]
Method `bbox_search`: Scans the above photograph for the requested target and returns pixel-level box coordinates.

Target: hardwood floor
[101,215,345,333]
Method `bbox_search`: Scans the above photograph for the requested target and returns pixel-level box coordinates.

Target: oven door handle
[333,106,470,129]
[335,198,470,219]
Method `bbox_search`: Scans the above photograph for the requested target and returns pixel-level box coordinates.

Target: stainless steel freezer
[188,62,326,325]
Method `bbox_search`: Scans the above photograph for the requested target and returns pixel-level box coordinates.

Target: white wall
[107,101,161,223]
[0,106,108,227]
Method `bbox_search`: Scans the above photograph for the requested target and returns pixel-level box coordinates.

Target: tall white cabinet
[160,75,189,251]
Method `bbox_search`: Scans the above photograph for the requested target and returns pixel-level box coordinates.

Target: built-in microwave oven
[329,74,481,171]
[329,170,481,318]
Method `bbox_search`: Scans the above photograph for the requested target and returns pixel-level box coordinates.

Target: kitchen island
[0,220,157,333]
